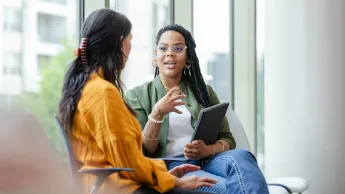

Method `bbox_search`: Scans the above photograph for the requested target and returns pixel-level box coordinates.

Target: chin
[162,71,183,79]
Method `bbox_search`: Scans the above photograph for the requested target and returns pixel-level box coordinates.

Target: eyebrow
[158,43,185,46]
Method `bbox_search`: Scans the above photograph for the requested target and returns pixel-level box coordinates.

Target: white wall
[264,0,345,193]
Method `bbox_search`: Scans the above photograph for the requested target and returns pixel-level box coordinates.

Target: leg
[166,188,214,194]
[166,158,202,171]
[183,170,227,194]
[202,149,269,194]
[133,186,212,194]
[166,158,226,194]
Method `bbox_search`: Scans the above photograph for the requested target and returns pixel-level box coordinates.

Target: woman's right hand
[174,175,217,190]
[151,87,186,119]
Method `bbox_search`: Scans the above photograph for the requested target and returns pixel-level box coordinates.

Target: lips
[164,61,176,69]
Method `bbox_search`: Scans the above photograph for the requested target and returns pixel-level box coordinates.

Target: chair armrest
[268,177,309,193]
[268,185,291,194]
[79,168,134,194]
[154,157,188,162]
[79,167,134,176]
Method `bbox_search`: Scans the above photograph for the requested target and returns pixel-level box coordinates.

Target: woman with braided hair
[126,24,269,194]
[58,9,216,194]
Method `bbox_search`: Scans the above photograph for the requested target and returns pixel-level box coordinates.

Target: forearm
[205,140,230,158]
[142,110,164,155]
[142,123,160,155]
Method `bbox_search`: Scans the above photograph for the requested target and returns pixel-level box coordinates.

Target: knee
[222,149,257,162]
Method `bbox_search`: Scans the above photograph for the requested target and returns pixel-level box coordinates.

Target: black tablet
[190,102,230,145]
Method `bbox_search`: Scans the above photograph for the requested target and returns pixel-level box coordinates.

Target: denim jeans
[166,149,269,194]
[133,186,212,194]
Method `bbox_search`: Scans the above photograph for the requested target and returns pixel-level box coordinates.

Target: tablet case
[190,102,230,145]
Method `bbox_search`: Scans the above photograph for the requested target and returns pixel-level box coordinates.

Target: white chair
[227,109,309,194]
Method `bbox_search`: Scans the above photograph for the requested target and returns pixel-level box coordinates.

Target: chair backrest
[53,114,81,186]
[226,108,251,151]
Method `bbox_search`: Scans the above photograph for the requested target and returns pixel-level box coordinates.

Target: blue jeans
[166,149,269,194]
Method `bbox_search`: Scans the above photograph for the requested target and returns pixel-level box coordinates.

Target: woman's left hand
[184,140,211,160]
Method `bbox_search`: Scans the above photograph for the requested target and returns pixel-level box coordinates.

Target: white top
[165,100,194,157]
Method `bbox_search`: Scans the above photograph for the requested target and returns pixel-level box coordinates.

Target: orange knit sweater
[70,72,175,194]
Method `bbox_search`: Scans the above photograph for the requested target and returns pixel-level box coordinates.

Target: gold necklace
[163,85,182,92]
[163,85,171,91]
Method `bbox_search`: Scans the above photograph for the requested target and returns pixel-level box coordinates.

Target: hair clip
[74,38,89,57]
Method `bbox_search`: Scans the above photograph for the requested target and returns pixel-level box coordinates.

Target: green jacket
[126,77,236,157]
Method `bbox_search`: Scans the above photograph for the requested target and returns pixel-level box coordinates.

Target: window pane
[0,0,78,169]
[40,0,67,5]
[3,52,22,75]
[111,0,171,89]
[193,0,232,103]
[256,0,265,171]
[3,7,23,32]
[37,13,67,44]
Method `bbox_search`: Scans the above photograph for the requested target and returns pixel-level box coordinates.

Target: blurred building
[0,0,76,108]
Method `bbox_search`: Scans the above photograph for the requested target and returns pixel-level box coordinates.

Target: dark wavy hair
[58,9,135,131]
[154,24,211,108]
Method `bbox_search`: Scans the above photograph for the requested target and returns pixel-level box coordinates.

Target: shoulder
[206,84,215,95]
[127,80,154,99]
[81,74,122,103]
[205,84,220,105]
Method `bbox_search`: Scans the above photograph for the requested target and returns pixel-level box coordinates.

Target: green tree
[14,41,75,157]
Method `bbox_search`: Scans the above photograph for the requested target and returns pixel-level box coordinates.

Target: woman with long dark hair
[126,24,269,194]
[58,9,215,194]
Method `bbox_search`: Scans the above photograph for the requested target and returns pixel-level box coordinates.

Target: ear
[154,49,157,56]
[120,35,123,41]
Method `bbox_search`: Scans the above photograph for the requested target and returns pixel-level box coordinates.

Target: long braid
[155,24,211,108]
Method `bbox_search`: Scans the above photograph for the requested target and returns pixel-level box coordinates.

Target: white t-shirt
[165,100,194,157]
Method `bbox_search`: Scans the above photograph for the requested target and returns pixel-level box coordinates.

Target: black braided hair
[154,24,211,108]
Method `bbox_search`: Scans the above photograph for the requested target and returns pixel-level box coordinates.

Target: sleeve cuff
[219,138,236,150]
[150,159,175,193]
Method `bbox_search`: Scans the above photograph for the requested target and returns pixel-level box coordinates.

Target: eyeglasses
[156,45,188,56]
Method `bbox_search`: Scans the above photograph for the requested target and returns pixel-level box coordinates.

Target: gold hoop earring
[185,60,192,68]
[152,59,158,67]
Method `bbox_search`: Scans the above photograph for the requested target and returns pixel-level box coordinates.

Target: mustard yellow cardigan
[70,71,174,194]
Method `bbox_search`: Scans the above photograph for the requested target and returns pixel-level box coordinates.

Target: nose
[165,47,175,57]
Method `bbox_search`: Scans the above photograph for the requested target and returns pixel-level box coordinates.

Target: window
[40,0,67,5]
[0,0,78,167]
[111,0,171,90]
[37,55,53,75]
[37,13,67,44]
[2,7,23,33]
[256,0,265,170]
[193,0,232,103]
[2,52,22,75]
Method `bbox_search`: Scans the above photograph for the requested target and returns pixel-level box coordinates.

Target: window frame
[82,0,258,155]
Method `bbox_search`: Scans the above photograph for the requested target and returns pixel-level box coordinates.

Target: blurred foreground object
[0,109,74,194]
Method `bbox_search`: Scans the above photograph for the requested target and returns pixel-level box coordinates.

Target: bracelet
[142,131,159,141]
[148,114,163,124]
